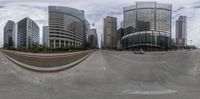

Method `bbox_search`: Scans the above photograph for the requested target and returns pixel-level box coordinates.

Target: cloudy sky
[0,0,200,48]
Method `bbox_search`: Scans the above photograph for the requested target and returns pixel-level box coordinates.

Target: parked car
[134,49,145,54]
[187,49,193,51]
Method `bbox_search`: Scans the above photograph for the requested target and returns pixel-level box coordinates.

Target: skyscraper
[43,26,49,46]
[84,19,91,48]
[117,28,124,43]
[176,16,187,48]
[103,16,117,49]
[48,6,86,48]
[4,20,15,48]
[122,2,172,51]
[14,23,18,48]
[88,29,98,48]
[17,17,39,49]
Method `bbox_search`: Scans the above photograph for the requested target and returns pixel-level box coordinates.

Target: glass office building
[4,20,15,48]
[43,26,49,46]
[122,2,172,51]
[88,29,98,48]
[48,6,86,48]
[84,19,90,47]
[17,17,39,49]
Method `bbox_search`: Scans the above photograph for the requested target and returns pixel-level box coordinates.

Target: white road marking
[103,66,106,71]
[2,61,7,64]
[191,65,200,76]
[121,89,177,95]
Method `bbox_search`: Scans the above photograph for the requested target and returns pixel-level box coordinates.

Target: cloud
[0,0,200,47]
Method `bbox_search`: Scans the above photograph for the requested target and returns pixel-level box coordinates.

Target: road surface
[0,50,200,99]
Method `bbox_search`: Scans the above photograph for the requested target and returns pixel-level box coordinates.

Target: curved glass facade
[122,2,172,51]
[48,6,85,48]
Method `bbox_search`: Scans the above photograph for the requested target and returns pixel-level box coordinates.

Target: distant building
[84,20,91,47]
[120,21,124,28]
[101,34,103,49]
[17,17,39,49]
[4,20,15,48]
[88,29,98,48]
[176,16,187,48]
[43,26,49,46]
[171,38,176,47]
[14,23,18,48]
[117,28,124,43]
[48,6,86,48]
[103,16,117,49]
[116,28,124,49]
[122,2,172,51]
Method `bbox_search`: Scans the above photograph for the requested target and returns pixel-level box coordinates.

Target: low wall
[1,50,93,72]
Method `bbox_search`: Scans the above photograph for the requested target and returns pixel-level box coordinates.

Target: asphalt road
[0,50,200,99]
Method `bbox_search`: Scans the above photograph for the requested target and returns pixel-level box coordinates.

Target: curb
[1,51,93,72]
[2,49,94,56]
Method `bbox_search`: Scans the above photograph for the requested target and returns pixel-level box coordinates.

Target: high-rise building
[88,29,98,48]
[176,16,187,48]
[17,17,39,49]
[14,23,18,48]
[103,16,117,49]
[43,26,49,46]
[171,38,176,47]
[120,21,124,28]
[84,19,91,47]
[117,28,124,43]
[48,6,86,48]
[101,34,103,49]
[122,2,172,51]
[116,28,124,50]
[4,20,15,48]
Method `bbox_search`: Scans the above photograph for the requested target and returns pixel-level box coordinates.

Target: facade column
[155,35,157,46]
[64,40,66,47]
[59,40,61,47]
[53,40,56,48]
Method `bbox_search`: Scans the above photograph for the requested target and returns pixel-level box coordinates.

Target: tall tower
[43,26,49,47]
[17,17,39,49]
[4,20,15,48]
[176,16,187,48]
[122,2,172,51]
[103,16,117,49]
[48,6,85,48]
[88,29,98,48]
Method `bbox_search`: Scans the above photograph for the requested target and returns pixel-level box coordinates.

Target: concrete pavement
[0,50,200,99]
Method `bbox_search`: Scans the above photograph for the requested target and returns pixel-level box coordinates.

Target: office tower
[17,17,39,49]
[116,28,124,50]
[4,20,15,48]
[120,21,124,28]
[48,6,86,48]
[84,19,91,48]
[122,2,172,51]
[14,23,18,48]
[176,16,187,48]
[88,29,98,48]
[117,28,124,43]
[43,26,49,46]
[103,16,117,49]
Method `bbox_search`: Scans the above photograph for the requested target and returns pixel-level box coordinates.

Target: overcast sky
[0,0,200,47]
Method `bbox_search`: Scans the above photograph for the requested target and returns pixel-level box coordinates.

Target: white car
[134,49,145,54]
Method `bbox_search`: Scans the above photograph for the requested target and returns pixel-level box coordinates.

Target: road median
[1,50,94,72]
